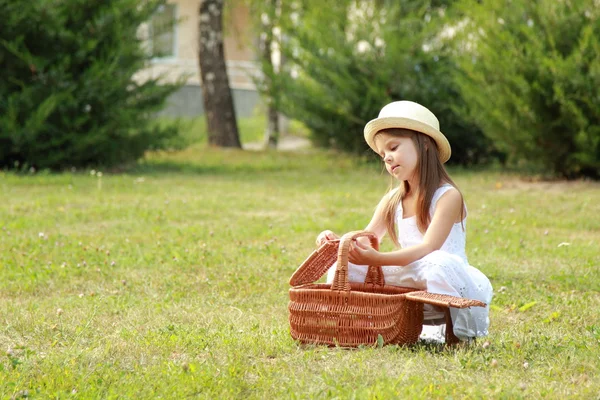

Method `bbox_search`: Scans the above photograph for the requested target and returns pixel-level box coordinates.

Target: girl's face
[375,133,419,182]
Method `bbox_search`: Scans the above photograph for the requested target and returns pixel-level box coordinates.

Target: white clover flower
[356,40,371,53]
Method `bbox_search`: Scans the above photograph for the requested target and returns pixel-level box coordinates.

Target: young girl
[317,100,493,341]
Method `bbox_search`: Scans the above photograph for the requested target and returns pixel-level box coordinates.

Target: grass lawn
[1,145,599,398]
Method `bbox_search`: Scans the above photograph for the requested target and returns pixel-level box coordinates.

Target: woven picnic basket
[288,231,486,346]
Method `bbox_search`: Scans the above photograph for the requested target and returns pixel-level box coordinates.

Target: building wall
[158,86,262,118]
[138,0,262,117]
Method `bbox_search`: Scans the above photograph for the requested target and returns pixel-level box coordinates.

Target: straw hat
[364,101,451,163]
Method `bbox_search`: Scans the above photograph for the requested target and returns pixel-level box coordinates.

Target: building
[136,0,262,118]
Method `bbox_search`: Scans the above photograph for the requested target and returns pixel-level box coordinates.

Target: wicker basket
[288,231,486,346]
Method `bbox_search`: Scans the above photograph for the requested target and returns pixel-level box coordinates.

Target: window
[150,3,177,58]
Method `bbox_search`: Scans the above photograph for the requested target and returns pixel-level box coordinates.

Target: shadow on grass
[129,159,288,176]
[126,146,355,177]
[1,145,375,180]
[294,338,474,354]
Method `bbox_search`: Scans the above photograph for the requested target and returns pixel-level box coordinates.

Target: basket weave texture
[288,231,486,347]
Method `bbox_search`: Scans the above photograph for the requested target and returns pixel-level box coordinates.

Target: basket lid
[404,291,486,309]
[289,240,339,286]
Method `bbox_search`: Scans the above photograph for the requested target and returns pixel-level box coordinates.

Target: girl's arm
[361,190,393,243]
[350,188,463,266]
[316,190,394,247]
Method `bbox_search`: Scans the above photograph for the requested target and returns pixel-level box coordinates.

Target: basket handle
[331,230,383,291]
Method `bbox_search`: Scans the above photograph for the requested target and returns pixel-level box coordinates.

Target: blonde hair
[375,128,465,246]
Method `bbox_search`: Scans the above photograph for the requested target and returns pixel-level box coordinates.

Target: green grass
[1,146,599,398]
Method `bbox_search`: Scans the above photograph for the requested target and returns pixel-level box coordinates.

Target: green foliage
[454,0,600,178]
[0,0,184,170]
[255,0,494,164]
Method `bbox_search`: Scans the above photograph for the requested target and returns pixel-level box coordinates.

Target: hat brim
[364,117,451,163]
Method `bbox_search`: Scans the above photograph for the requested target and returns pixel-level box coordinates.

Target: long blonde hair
[376,128,465,246]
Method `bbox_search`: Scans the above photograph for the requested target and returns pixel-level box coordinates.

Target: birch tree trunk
[260,0,279,149]
[198,0,241,148]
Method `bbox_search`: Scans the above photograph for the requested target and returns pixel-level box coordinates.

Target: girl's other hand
[316,230,339,246]
[349,239,381,266]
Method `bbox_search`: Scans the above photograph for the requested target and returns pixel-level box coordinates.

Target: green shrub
[257,0,494,165]
[0,0,184,170]
[454,0,600,178]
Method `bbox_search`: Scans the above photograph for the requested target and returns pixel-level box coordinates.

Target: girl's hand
[316,230,339,246]
[348,239,382,266]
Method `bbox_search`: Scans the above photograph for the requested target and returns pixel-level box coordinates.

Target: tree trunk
[260,0,280,149]
[265,106,279,149]
[198,0,241,148]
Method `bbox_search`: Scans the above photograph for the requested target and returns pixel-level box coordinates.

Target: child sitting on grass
[317,100,493,341]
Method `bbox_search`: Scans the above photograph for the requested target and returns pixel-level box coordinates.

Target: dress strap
[429,184,455,217]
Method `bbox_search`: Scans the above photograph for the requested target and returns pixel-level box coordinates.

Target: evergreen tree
[0,0,183,170]
[454,0,600,178]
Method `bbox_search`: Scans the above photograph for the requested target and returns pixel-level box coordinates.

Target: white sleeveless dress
[326,184,493,340]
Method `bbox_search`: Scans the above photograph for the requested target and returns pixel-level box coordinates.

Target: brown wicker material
[405,291,486,309]
[289,239,339,286]
[288,230,486,347]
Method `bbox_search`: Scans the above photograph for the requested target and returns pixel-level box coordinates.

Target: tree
[246,0,285,149]
[258,0,281,149]
[254,0,493,164]
[198,0,241,148]
[0,0,183,170]
[453,0,600,178]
